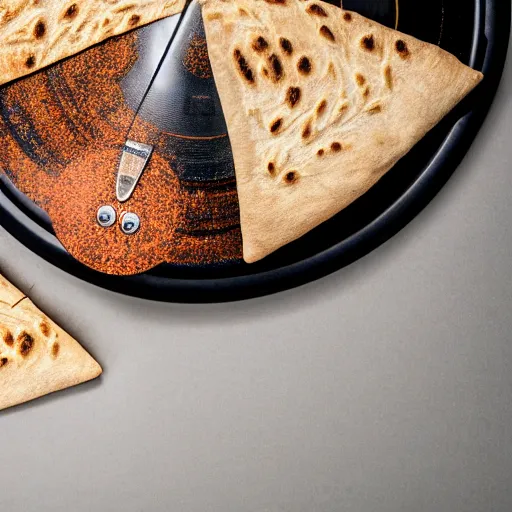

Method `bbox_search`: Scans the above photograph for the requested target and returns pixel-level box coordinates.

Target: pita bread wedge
[0,274,102,410]
[0,0,186,86]
[201,0,483,263]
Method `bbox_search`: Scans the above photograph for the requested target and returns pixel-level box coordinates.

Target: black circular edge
[0,0,509,304]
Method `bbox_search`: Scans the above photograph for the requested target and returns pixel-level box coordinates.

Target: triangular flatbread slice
[0,0,186,86]
[201,0,483,263]
[0,274,102,410]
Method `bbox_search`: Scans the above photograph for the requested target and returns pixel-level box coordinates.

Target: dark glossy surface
[126,2,228,137]
[0,0,509,302]
[124,2,235,184]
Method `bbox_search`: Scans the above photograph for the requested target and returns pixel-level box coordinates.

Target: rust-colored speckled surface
[0,30,242,275]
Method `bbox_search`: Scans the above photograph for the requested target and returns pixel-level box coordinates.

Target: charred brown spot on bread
[252,36,269,53]
[287,87,301,108]
[25,55,36,69]
[307,4,328,16]
[384,65,393,89]
[3,331,14,347]
[331,142,342,152]
[129,14,141,26]
[284,171,299,184]
[280,38,293,55]
[361,35,375,51]
[267,162,276,175]
[327,62,336,78]
[363,86,370,98]
[395,39,410,58]
[343,12,352,21]
[270,118,283,134]
[18,333,34,357]
[367,104,382,114]
[0,357,8,368]
[302,120,312,139]
[316,99,327,116]
[262,67,269,77]
[234,49,255,84]
[264,0,286,4]
[319,25,335,42]
[114,4,137,14]
[3,9,20,24]
[355,73,366,86]
[269,54,283,81]
[40,321,51,337]
[298,56,312,75]
[208,12,223,20]
[317,148,325,157]
[75,19,88,33]
[339,103,349,114]
[64,4,79,19]
[34,20,46,39]
[52,342,60,358]
[103,18,110,26]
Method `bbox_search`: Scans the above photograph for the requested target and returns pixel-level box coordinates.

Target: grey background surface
[1,29,512,512]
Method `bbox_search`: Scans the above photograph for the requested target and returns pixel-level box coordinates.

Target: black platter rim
[0,0,510,303]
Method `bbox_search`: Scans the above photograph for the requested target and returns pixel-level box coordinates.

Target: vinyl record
[0,0,509,302]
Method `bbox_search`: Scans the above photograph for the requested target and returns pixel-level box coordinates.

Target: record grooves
[0,0,509,302]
